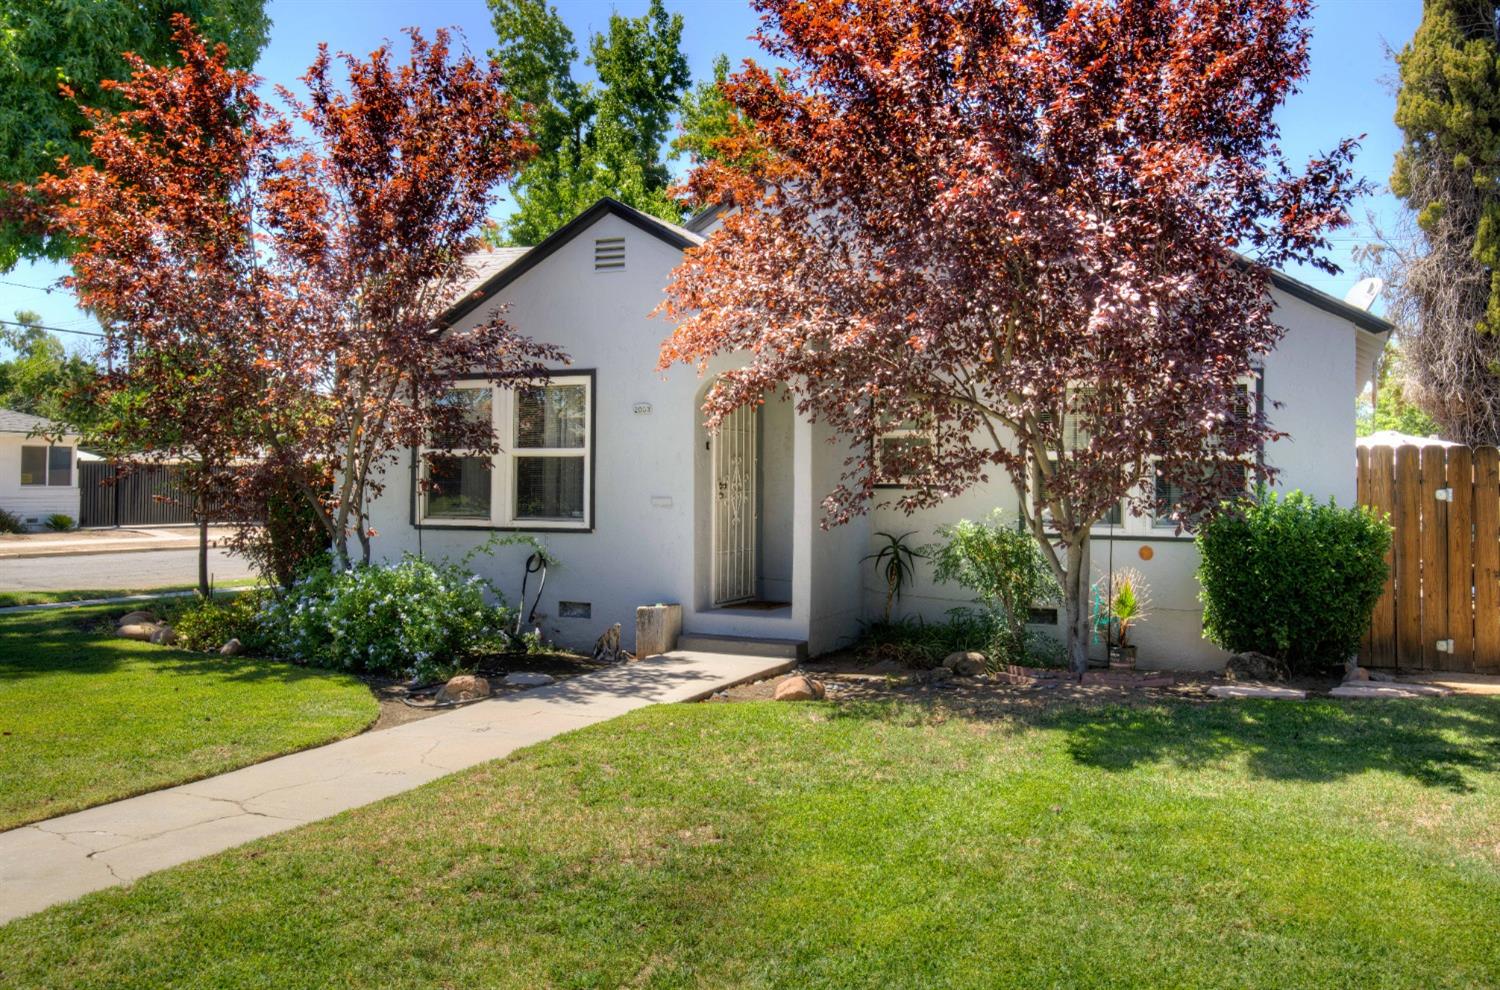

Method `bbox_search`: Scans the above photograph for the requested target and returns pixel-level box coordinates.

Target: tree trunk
[1062,535,1091,677]
[196,480,210,599]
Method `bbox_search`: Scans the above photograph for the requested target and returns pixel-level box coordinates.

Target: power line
[0,278,58,292]
[0,317,103,338]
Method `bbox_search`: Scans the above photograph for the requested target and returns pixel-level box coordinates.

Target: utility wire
[0,317,103,338]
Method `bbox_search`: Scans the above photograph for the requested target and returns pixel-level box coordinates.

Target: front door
[711,403,758,605]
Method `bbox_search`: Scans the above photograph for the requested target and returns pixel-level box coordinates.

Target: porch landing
[0,649,795,924]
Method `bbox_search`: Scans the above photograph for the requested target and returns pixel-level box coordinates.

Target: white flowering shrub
[259,556,514,682]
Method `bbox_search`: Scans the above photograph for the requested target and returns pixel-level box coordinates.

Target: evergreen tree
[1388,0,1500,443]
[487,0,689,245]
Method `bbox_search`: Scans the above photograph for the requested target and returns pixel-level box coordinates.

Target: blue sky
[2,0,1421,353]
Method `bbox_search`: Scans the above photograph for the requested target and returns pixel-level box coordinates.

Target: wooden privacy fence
[1357,444,1500,673]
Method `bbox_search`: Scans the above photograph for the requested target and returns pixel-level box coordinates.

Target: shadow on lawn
[0,611,345,688]
[831,694,1500,793]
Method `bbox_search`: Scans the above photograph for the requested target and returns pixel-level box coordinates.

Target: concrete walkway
[0,650,792,924]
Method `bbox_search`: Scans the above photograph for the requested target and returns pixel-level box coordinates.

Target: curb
[0,539,228,561]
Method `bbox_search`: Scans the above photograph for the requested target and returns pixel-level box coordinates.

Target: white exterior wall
[0,435,79,529]
[366,205,1373,668]
[366,212,863,654]
[864,286,1365,670]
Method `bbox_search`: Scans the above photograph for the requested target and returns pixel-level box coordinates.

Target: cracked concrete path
[0,650,792,924]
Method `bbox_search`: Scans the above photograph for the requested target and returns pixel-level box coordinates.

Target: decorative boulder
[1223,651,1290,683]
[502,672,556,687]
[772,674,826,701]
[436,674,491,703]
[117,622,161,642]
[149,625,177,645]
[943,651,987,676]
[219,638,244,656]
[117,610,157,627]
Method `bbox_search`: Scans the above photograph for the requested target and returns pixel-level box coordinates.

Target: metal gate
[1357,444,1500,673]
[79,461,196,528]
[711,403,758,606]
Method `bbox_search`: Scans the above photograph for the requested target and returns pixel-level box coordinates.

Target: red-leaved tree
[254,26,561,569]
[661,0,1364,674]
[29,18,563,579]
[26,18,279,596]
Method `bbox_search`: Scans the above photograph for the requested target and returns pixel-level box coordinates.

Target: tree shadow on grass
[0,611,353,689]
[829,693,1500,793]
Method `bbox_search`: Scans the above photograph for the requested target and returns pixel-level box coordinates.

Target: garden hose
[515,552,547,637]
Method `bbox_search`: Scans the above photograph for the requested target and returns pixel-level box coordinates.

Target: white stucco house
[0,408,81,530]
[365,198,1393,669]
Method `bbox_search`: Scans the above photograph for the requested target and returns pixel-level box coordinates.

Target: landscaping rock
[219,639,243,656]
[943,651,987,676]
[502,672,556,687]
[1330,683,1452,699]
[117,622,161,642]
[772,674,826,701]
[1223,651,1290,683]
[436,674,491,703]
[149,625,177,646]
[1343,665,1372,682]
[1208,683,1307,700]
[117,610,157,627]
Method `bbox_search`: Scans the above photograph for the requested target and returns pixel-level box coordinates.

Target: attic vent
[593,236,625,271]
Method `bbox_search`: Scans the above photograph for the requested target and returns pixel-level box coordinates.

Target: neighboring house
[366,197,1393,669]
[0,408,80,529]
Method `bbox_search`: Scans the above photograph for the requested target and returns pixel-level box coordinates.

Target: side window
[48,445,72,487]
[873,414,933,486]
[20,446,45,486]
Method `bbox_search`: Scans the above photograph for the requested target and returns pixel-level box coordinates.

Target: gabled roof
[436,198,703,330]
[0,407,58,436]
[1267,269,1393,336]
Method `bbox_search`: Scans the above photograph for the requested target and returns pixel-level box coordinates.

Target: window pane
[1154,468,1184,525]
[48,446,72,486]
[425,455,491,519]
[431,388,492,449]
[516,384,586,449]
[876,434,930,484]
[515,456,585,520]
[20,446,45,486]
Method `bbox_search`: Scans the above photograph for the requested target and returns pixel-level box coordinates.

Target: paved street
[0,547,256,592]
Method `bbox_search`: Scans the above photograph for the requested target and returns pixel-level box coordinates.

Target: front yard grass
[2,694,1497,988]
[0,601,378,830]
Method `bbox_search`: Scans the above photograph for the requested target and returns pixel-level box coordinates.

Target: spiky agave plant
[863,530,923,622]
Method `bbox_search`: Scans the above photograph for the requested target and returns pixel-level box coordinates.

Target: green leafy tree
[1356,340,1443,437]
[0,310,95,420]
[0,0,271,269]
[487,0,690,245]
[1386,0,1500,444]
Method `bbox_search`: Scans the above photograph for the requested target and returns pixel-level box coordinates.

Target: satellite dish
[1344,277,1384,312]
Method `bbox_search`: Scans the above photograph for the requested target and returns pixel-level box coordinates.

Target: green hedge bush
[1197,491,1391,674]
[169,592,269,653]
[258,556,513,682]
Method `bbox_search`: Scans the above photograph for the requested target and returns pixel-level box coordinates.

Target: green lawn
[0,602,378,830]
[1,694,1496,988]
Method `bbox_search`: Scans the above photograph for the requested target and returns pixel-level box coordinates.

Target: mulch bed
[365,651,607,731]
[703,650,1347,714]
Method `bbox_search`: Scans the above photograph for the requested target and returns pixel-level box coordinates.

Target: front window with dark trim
[420,375,592,529]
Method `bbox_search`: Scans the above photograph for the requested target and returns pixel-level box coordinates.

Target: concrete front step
[676,633,808,660]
